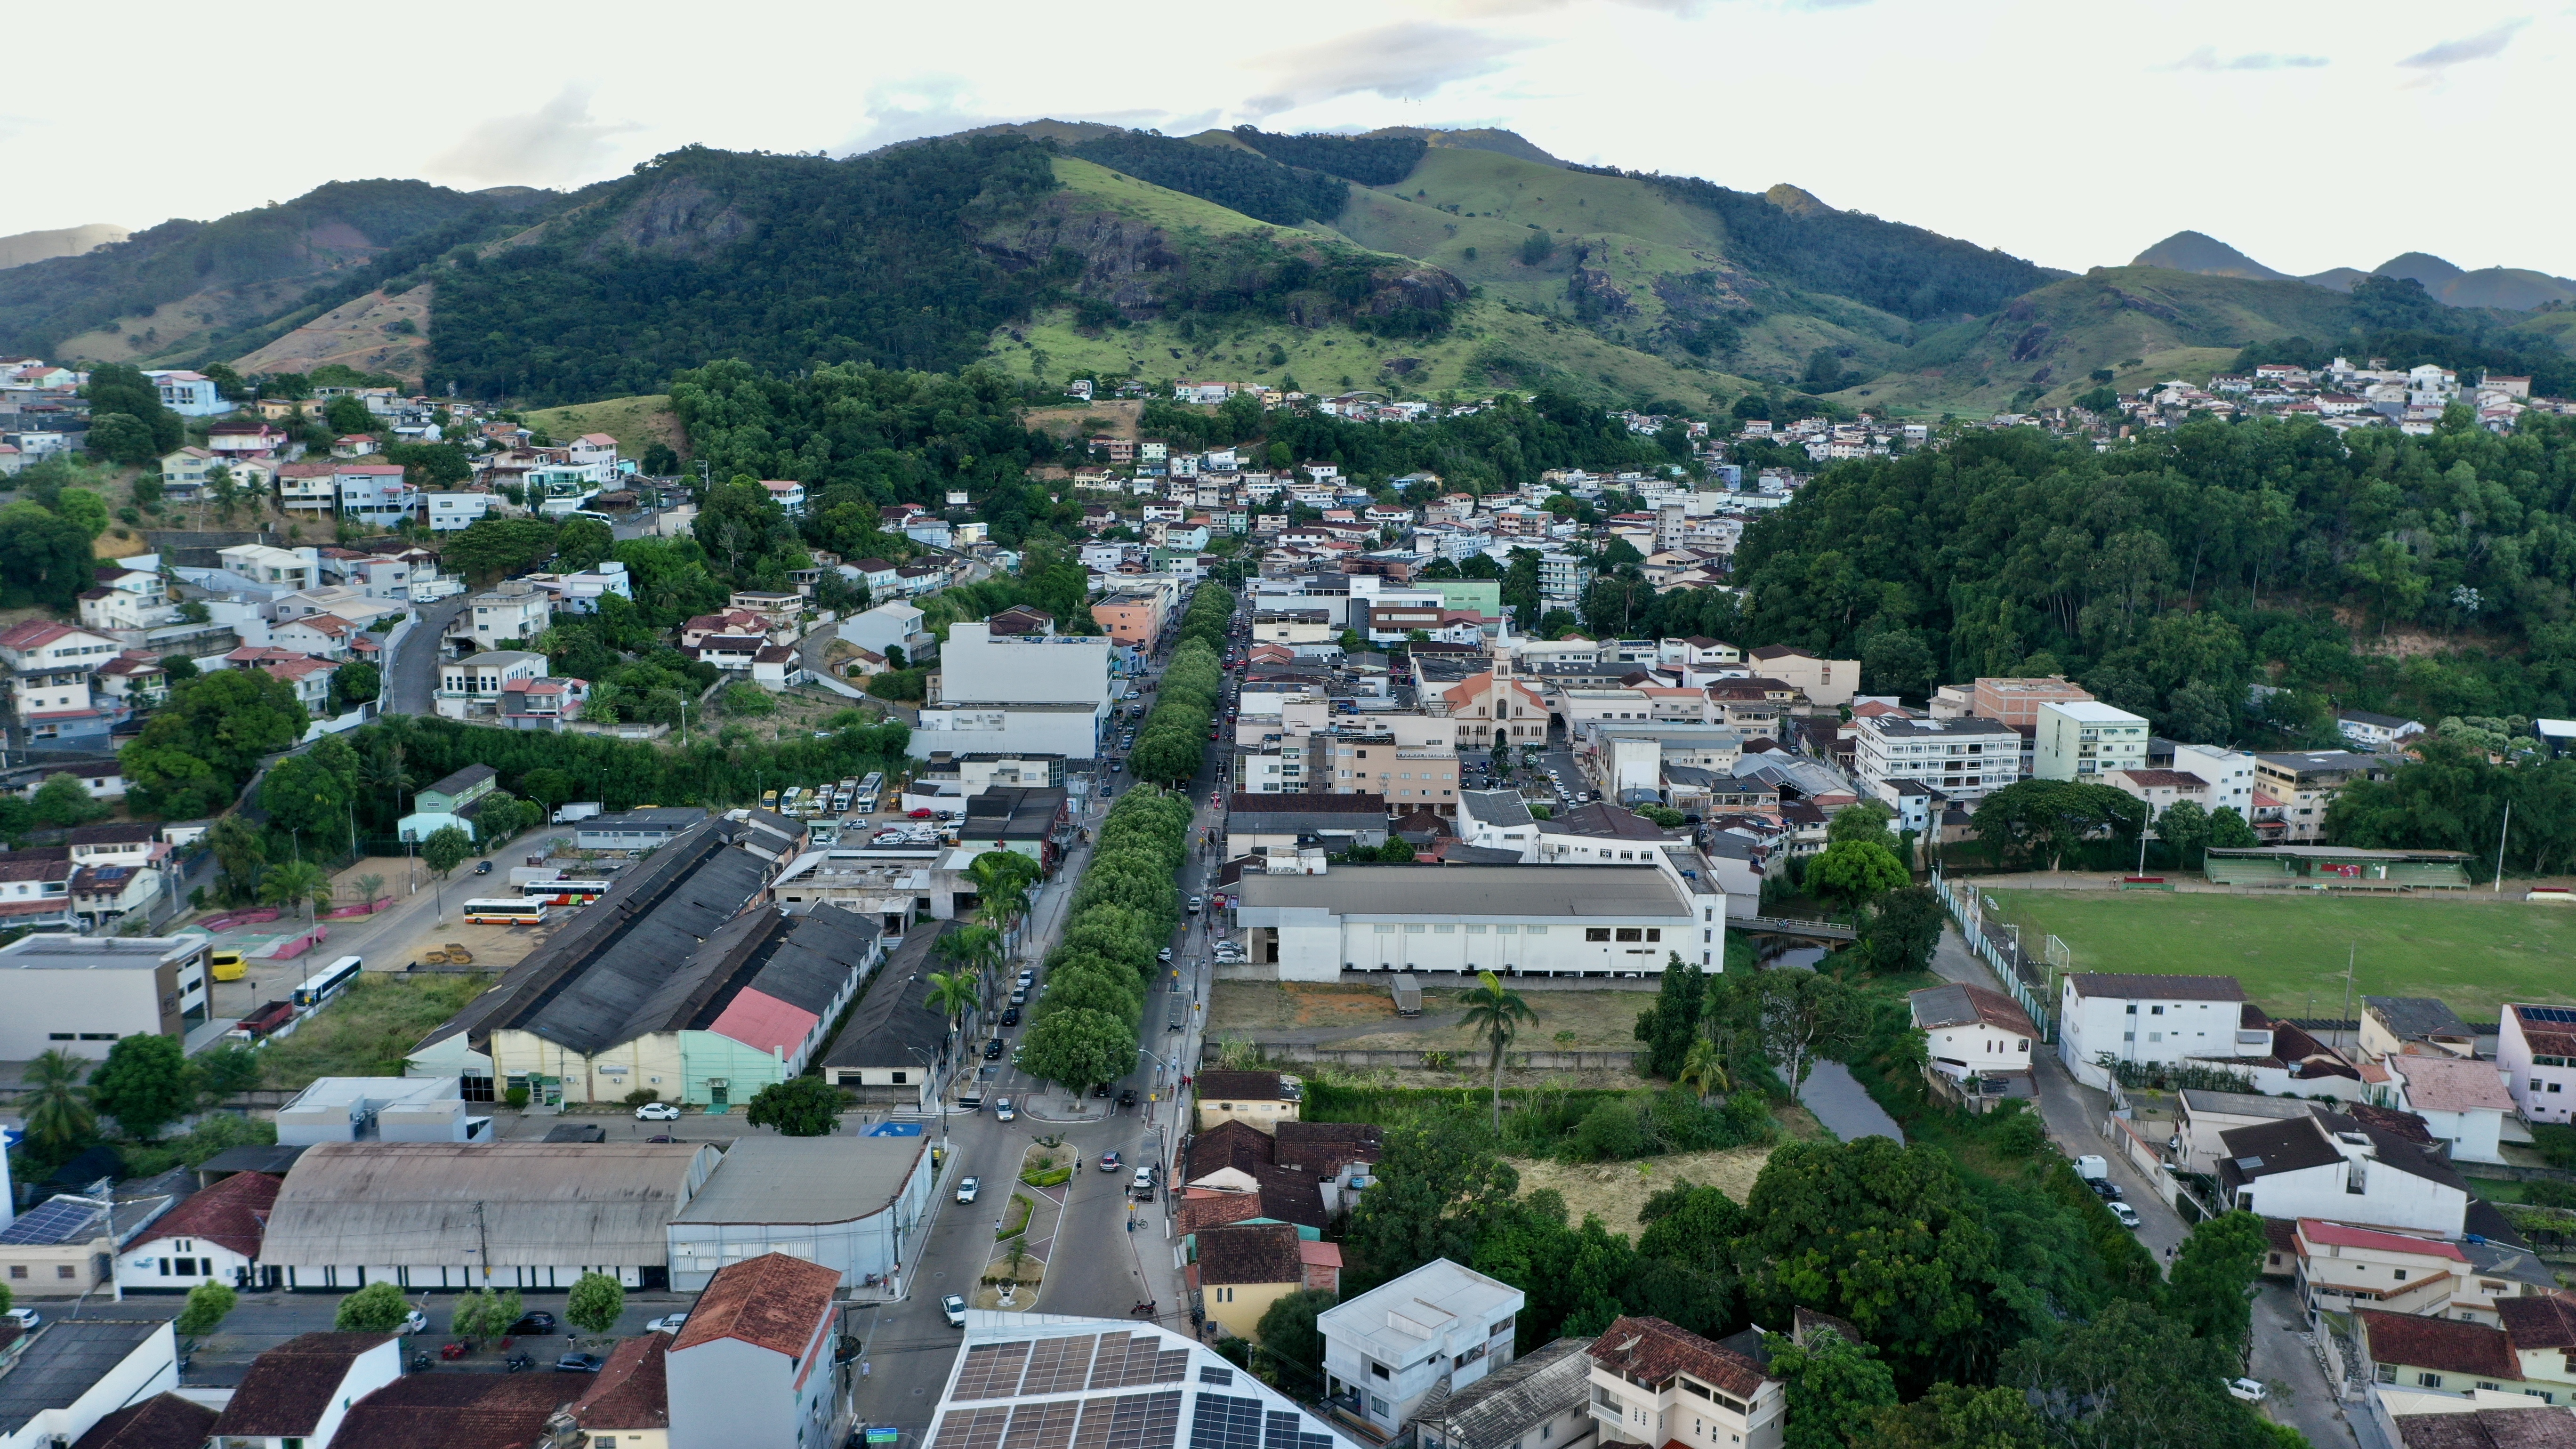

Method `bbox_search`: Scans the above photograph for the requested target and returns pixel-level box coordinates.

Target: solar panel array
[1073,1393,1182,1449]
[2521,1006,2576,1024]
[1266,1409,1335,1449]
[0,1195,105,1246]
[1023,1335,1101,1395]
[942,1330,1325,1449]
[1089,1333,1191,1389]
[937,1408,1015,1449]
[1190,1394,1268,1449]
[1004,1401,1084,1449]
[1198,1368,1234,1387]
[955,1342,1036,1401]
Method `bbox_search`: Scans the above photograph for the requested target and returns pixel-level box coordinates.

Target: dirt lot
[1507,1146,1773,1237]
[1206,981,1651,1050]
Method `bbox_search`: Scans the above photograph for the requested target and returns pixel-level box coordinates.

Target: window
[1372,1362,1392,1380]
[1587,928,1611,942]
[1376,924,1397,934]
[1616,928,1642,942]
[1526,926,1546,936]
[7,1266,23,1280]
[2418,1373,2443,1389]
[1404,924,1427,934]
[57,1265,77,1279]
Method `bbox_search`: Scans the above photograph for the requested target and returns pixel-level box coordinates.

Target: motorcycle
[1132,1301,1157,1317]
[411,1350,432,1372]
[506,1352,534,1373]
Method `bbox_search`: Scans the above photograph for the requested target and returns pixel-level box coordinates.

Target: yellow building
[1195,1223,1308,1343]
[1195,1070,1301,1133]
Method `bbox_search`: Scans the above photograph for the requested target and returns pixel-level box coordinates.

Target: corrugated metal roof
[1237,864,1690,919]
[260,1143,718,1268]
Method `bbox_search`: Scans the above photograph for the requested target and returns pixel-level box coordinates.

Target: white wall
[1260,909,1704,982]
[2058,985,2266,1090]
[2229,1156,2467,1239]
[939,623,1111,708]
[909,706,1102,761]
[0,1321,178,1449]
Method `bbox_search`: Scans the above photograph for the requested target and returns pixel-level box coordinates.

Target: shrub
[1572,1099,1647,1160]
[505,1086,531,1109]
[622,1088,662,1106]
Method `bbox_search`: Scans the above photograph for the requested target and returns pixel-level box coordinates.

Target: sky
[4,0,2566,277]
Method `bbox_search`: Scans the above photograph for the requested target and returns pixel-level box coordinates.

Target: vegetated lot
[255,974,493,1088]
[1506,1147,1772,1240]
[1207,981,1651,1049]
[1985,889,2576,1021]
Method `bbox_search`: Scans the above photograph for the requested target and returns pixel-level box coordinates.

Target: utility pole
[2339,945,2356,1051]
[2495,798,2512,892]
[474,1200,491,1284]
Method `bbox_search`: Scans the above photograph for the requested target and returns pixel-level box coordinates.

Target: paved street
[1927,926,2358,1445]
[387,596,467,716]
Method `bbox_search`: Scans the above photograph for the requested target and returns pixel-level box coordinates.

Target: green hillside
[1854,266,2363,412]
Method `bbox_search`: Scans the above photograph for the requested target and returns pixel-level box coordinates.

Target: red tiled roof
[69,1393,216,1449]
[133,1164,278,1258]
[2357,1308,2519,1379]
[0,620,78,650]
[2495,1290,2576,1352]
[323,1373,568,1449]
[1196,1222,1304,1286]
[2297,1220,2465,1262]
[671,1252,839,1359]
[571,1331,670,1428]
[1588,1316,1770,1399]
[212,1332,397,1436]
[1176,1194,1270,1235]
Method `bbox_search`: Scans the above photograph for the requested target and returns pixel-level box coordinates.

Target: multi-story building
[1236,863,1711,980]
[2500,1003,2576,1126]
[1744,645,1858,708]
[1090,588,1172,645]
[0,934,213,1059]
[1850,714,2019,803]
[2057,972,2267,1090]
[435,650,548,720]
[2033,700,2149,781]
[1441,662,1554,747]
[1320,1258,1524,1439]
[420,490,494,530]
[2252,750,2393,844]
[2171,741,2260,820]
[668,1253,848,1449]
[1585,1315,1785,1449]
[0,619,121,746]
[449,582,553,653]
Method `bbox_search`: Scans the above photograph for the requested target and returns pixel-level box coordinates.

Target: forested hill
[0,180,560,362]
[1718,414,2576,737]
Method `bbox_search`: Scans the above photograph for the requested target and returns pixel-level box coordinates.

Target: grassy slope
[1334,147,1916,388]
[1985,889,2576,1021]
[524,394,684,459]
[1856,266,2359,412]
[2505,309,2576,356]
[990,157,1750,409]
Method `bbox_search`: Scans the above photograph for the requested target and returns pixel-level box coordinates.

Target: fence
[1930,870,2057,1041]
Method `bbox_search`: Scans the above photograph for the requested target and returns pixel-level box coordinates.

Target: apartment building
[2500,1004,2576,1125]
[2252,750,2393,844]
[2058,973,2266,1091]
[1744,645,1857,708]
[2033,700,2150,781]
[1851,715,2020,803]
[1586,1316,1784,1449]
[1320,1259,1524,1438]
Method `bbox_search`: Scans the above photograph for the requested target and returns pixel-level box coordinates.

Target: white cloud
[2159,46,2329,70]
[429,85,642,188]
[1244,22,1533,116]
[2399,18,2529,68]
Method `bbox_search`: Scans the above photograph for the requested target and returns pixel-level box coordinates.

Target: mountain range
[1,131,2571,421]
[2131,230,2576,311]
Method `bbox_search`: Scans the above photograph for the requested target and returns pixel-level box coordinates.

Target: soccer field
[1981,889,2576,1022]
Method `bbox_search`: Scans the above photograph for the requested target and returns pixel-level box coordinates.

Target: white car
[400,1309,430,1336]
[3,1309,38,1330]
[2107,1201,2141,1229]
[957,1175,982,1204]
[635,1101,682,1121]
[994,1098,1017,1122]
[2226,1377,2268,1403]
[647,1313,690,1334]
[942,1294,968,1328]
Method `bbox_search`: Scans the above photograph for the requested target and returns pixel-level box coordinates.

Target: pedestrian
[861,1359,871,1379]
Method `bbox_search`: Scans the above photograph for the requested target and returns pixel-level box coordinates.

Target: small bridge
[1734,915,1859,943]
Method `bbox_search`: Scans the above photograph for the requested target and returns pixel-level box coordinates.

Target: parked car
[635,1101,681,1121]
[1100,1150,1123,1173]
[942,1295,968,1328]
[400,1310,430,1336]
[957,1176,981,1204]
[2086,1178,2123,1201]
[555,1353,606,1373]
[509,1312,558,1336]
[994,1097,1016,1122]
[2225,1377,2268,1403]
[1001,1006,1021,1027]
[984,1038,1006,1059]
[1186,896,1202,914]
[1009,987,1028,1005]
[2107,1202,2141,1229]
[1131,1165,1157,1198]
[1118,1087,1138,1109]
[1158,946,1173,963]
[2,1309,37,1331]
[1017,970,1036,989]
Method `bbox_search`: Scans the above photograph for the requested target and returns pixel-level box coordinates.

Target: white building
[2382,1055,2516,1165]
[1851,715,2020,803]
[1585,1315,1784,1449]
[1234,864,1711,981]
[2057,972,2268,1090]
[216,543,322,594]
[453,583,552,652]
[2500,1004,2576,1126]
[934,1315,1359,1449]
[2033,700,2150,781]
[2171,741,2260,820]
[274,1076,490,1146]
[143,369,227,416]
[436,650,548,719]
[1320,1258,1524,1439]
[2216,1112,2471,1239]
[421,491,494,531]
[667,1253,861,1449]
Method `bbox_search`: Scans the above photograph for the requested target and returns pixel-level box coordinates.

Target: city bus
[854,772,884,815]
[461,898,550,926]
[521,877,610,907]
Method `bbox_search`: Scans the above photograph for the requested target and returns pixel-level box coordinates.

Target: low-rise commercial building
[666,1135,934,1292]
[1235,864,1705,981]
[0,934,211,1061]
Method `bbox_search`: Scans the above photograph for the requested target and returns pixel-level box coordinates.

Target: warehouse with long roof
[258,1141,722,1291]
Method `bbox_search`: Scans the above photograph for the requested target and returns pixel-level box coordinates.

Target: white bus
[854,772,885,815]
[294,954,365,1008]
[461,898,549,926]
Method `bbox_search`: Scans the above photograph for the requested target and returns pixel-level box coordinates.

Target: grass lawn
[1984,890,2576,1021]
[258,974,493,1088]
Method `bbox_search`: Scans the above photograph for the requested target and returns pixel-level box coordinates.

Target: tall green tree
[1018,1006,1134,1091]
[1764,1328,1900,1449]
[744,1076,849,1136]
[90,1034,193,1141]
[1634,952,1705,1078]
[21,1048,96,1156]
[1457,970,1538,1133]
[2167,1211,2267,1364]
[1345,1115,1521,1286]
[1808,839,1910,911]
[565,1271,626,1336]
[333,1280,414,1333]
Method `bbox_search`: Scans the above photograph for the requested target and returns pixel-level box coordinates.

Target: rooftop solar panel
[1265,1410,1334,1449]
[956,1341,1035,1401]
[2520,1006,2576,1024]
[1006,1401,1083,1449]
[937,1408,1014,1449]
[1022,1334,1100,1395]
[1087,1334,1188,1390]
[1190,1394,1265,1449]
[1199,1368,1234,1386]
[0,1195,106,1246]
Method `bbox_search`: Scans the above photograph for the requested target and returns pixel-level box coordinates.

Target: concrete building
[115,1165,279,1294]
[2033,700,2150,781]
[1414,1336,1598,1449]
[1320,1259,1524,1440]
[1743,645,1856,708]
[1196,1222,1309,1343]
[2353,1306,2576,1406]
[1850,715,2021,803]
[938,621,1113,710]
[2217,1114,2471,1239]
[1090,589,1171,645]
[2381,1056,2516,1166]
[274,1076,490,1146]
[1195,1070,1301,1133]
[1908,982,2038,1111]
[2057,973,2265,1091]
[0,1318,182,1449]
[1585,1316,1785,1449]
[666,1135,935,1292]
[259,1141,721,1290]
[2500,1004,2576,1127]
[1236,864,1706,982]
[2361,998,2479,1060]
[0,934,211,1060]
[449,581,553,653]
[2294,1220,2560,1326]
[574,807,709,852]
[2252,750,2394,844]
[434,649,549,721]
[667,1252,847,1449]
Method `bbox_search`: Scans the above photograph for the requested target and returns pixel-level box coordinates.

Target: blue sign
[865,1122,924,1137]
[867,1428,901,1445]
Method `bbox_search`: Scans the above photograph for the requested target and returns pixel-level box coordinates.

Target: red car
[908,808,934,819]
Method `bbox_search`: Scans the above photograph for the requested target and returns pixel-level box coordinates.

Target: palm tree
[926,968,981,1073]
[1456,970,1538,1133]
[22,1048,94,1155]
[260,860,332,927]
[1676,1037,1731,1104]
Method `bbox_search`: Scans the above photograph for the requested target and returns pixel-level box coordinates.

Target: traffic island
[973,1143,1070,1310]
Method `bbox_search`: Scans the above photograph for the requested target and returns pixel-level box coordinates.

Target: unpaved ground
[1208,981,1651,1048]
[1508,1146,1772,1237]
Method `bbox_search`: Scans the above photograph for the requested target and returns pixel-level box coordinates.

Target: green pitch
[1980,889,2576,1022]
